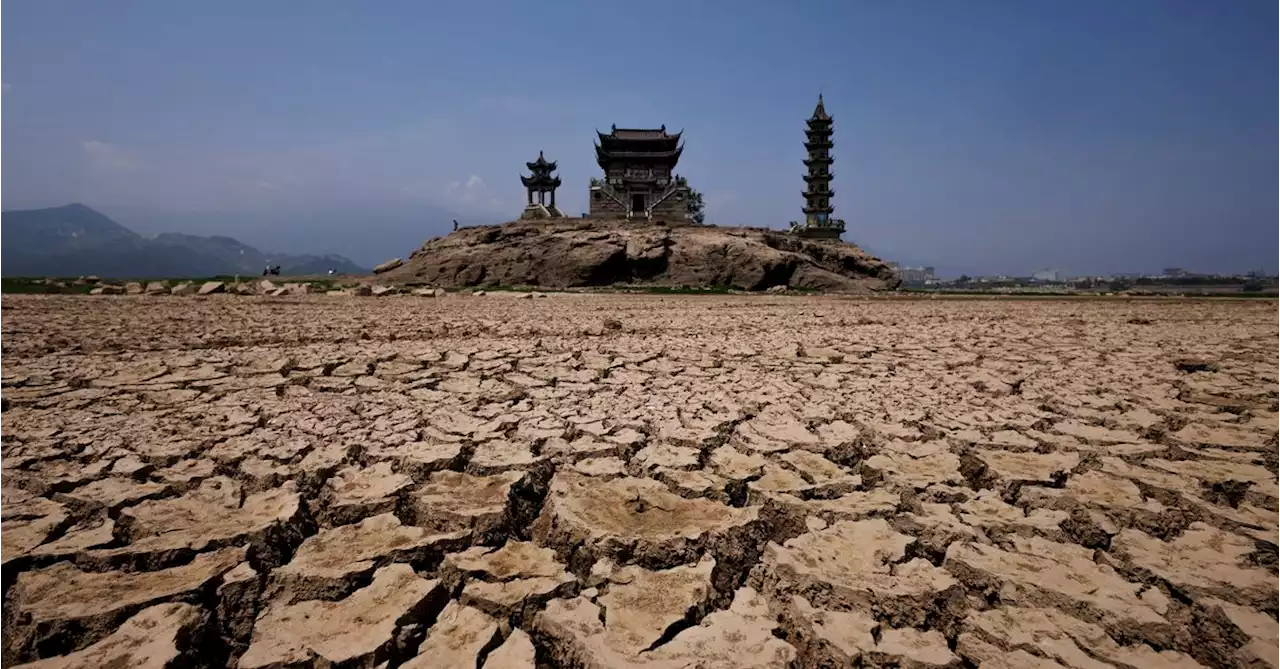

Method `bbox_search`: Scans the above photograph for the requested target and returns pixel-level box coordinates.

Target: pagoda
[520,151,565,219]
[791,95,846,239]
[588,125,692,221]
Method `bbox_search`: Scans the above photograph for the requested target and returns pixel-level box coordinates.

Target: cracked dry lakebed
[0,293,1277,668]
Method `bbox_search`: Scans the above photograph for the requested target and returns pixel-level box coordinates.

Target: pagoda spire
[811,93,830,121]
[793,94,844,239]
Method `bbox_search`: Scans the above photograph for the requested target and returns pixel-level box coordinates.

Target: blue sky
[3,0,1276,274]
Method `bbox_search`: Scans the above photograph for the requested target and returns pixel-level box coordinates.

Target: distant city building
[1032,268,1060,282]
[892,264,935,284]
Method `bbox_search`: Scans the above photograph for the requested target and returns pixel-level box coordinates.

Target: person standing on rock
[453,219,459,232]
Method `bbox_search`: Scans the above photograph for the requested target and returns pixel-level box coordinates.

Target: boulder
[196,281,225,295]
[90,284,125,295]
[124,282,144,295]
[144,281,168,294]
[372,257,403,274]
[170,282,196,295]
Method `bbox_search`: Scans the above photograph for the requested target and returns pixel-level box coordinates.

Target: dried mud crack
[1,293,1277,668]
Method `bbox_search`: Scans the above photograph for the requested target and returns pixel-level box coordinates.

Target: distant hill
[3,202,140,252]
[98,198,473,270]
[1,204,368,278]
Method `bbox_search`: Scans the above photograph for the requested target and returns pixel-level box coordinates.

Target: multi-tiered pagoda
[588,125,691,221]
[791,95,846,239]
[520,151,565,219]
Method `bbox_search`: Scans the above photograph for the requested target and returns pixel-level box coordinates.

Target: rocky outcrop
[372,257,403,274]
[378,219,900,292]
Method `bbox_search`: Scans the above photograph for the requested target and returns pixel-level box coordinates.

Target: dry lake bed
[2,293,1276,668]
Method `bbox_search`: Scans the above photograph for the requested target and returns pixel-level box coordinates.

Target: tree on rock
[687,189,706,225]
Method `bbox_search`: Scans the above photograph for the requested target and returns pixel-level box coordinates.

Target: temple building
[790,95,846,239]
[588,125,691,220]
[520,151,565,219]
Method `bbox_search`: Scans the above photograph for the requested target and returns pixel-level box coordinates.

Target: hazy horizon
[4,0,1276,275]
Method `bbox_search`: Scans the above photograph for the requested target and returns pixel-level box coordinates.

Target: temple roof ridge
[597,125,683,142]
[525,150,557,172]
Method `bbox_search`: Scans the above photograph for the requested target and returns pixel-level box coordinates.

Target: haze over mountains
[2,203,368,278]
[92,190,481,270]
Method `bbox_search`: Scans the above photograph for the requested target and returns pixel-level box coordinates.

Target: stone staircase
[645,182,684,219]
[595,183,632,218]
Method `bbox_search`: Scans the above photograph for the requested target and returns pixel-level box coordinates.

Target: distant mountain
[149,232,364,276]
[2,204,368,278]
[4,202,140,251]
[98,198,474,269]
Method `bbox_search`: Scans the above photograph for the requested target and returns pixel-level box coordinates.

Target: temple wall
[588,190,628,218]
[587,186,690,221]
[650,187,690,221]
[588,144,689,220]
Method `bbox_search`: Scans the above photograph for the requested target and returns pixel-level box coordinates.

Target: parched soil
[1,293,1276,669]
